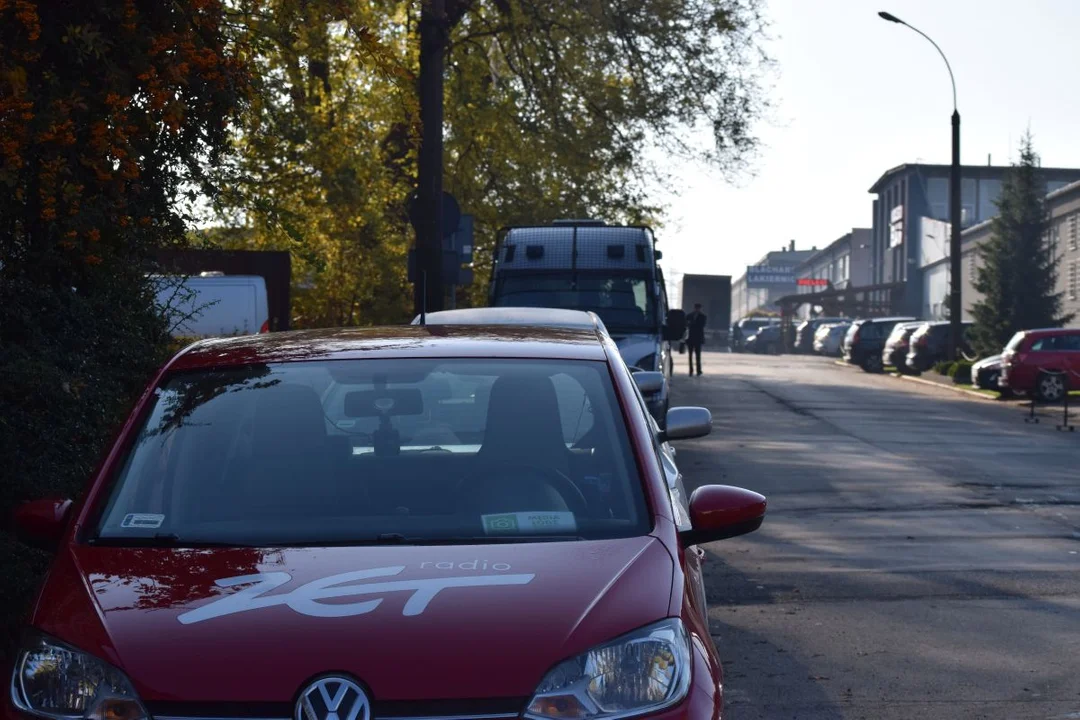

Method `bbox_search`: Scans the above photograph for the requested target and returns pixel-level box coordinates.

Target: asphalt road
[668,351,1080,720]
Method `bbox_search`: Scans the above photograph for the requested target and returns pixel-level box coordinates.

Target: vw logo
[296,677,370,720]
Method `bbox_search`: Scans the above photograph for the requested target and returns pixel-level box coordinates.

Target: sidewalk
[833,356,1080,425]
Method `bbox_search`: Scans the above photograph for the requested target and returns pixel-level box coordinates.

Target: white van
[152,273,270,338]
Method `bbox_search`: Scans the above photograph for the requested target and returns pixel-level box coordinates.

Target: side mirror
[658,407,711,443]
[663,309,686,342]
[633,371,665,395]
[680,485,766,546]
[15,498,73,553]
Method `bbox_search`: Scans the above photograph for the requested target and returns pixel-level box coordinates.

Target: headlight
[526,618,691,720]
[10,631,148,720]
[635,353,657,371]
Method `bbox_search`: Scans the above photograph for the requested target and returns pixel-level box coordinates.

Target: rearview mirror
[15,498,74,553]
[663,309,686,342]
[680,485,766,546]
[658,407,711,443]
[633,371,665,395]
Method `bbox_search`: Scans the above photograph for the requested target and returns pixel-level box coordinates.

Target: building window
[927,178,948,220]
[1069,213,1078,253]
[1045,226,1060,259]
[969,252,977,278]
[1069,261,1078,301]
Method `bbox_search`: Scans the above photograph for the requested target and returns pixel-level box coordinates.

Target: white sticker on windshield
[482,511,577,534]
[120,513,165,529]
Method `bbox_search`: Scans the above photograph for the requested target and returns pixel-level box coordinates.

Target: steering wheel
[454,464,589,518]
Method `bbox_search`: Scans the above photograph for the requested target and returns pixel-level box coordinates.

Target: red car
[7,325,765,720]
[1000,328,1080,401]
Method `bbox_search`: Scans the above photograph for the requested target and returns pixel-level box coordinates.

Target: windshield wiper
[89,533,255,548]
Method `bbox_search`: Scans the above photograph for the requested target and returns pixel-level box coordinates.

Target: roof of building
[869,163,1080,194]
[1047,177,1080,201]
[169,325,609,371]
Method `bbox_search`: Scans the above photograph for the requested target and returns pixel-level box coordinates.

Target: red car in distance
[1000,327,1080,402]
[6,325,765,720]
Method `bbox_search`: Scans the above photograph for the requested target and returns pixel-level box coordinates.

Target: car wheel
[861,355,883,373]
[1035,371,1066,403]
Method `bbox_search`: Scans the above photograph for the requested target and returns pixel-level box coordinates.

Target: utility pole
[879,11,962,359]
[949,109,962,358]
[414,0,446,316]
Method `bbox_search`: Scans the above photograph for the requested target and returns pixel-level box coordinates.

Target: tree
[969,134,1073,356]
[0,0,251,654]
[214,0,769,324]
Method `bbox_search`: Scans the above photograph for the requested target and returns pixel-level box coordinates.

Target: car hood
[53,538,673,703]
[609,333,659,368]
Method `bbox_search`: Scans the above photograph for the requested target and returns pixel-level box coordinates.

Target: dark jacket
[686,311,707,345]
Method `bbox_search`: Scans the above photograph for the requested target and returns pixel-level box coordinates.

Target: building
[730,241,818,324]
[918,178,1080,326]
[868,163,1080,317]
[791,229,872,318]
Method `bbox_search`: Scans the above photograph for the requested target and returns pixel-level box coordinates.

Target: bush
[949,360,974,385]
[933,360,955,376]
[0,273,173,660]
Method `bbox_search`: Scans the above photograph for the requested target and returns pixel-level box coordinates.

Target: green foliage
[933,360,954,376]
[0,0,251,656]
[213,0,770,322]
[970,134,1074,356]
[948,360,973,385]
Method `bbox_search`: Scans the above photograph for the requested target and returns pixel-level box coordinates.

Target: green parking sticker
[482,512,576,534]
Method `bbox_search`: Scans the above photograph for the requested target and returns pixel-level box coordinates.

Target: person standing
[686,303,707,376]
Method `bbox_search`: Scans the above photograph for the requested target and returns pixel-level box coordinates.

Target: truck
[488,220,685,426]
[679,274,732,348]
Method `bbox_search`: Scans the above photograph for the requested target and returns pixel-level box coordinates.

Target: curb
[894,373,1000,402]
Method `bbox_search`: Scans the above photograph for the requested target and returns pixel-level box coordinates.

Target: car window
[1060,334,1080,351]
[95,358,648,545]
[1030,337,1053,351]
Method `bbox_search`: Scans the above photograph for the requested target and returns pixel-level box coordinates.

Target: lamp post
[879,11,962,360]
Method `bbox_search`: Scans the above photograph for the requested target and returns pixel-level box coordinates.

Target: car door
[627,378,709,626]
[1063,333,1080,388]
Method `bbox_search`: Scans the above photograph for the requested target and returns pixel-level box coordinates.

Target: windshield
[1004,332,1027,352]
[493,273,656,333]
[96,359,648,546]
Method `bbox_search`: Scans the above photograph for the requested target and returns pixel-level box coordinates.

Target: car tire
[1035,371,1066,403]
[861,355,883,373]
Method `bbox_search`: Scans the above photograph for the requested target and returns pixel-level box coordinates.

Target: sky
[654,0,1080,282]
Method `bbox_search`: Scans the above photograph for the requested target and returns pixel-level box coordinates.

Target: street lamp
[879,11,963,360]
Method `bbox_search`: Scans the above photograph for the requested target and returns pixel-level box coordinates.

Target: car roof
[169,325,609,371]
[858,316,916,324]
[413,307,607,332]
[1022,327,1080,336]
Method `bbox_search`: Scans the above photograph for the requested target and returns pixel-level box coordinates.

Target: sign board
[746,265,796,288]
[889,205,904,248]
[797,278,829,287]
[445,213,474,265]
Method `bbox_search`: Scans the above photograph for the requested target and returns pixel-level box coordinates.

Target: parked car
[731,317,778,352]
[152,272,270,337]
[8,324,767,720]
[972,354,1006,393]
[814,322,850,356]
[745,324,783,355]
[906,320,975,373]
[794,317,845,354]
[843,317,916,372]
[882,321,927,374]
[414,307,669,429]
[1000,327,1080,401]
